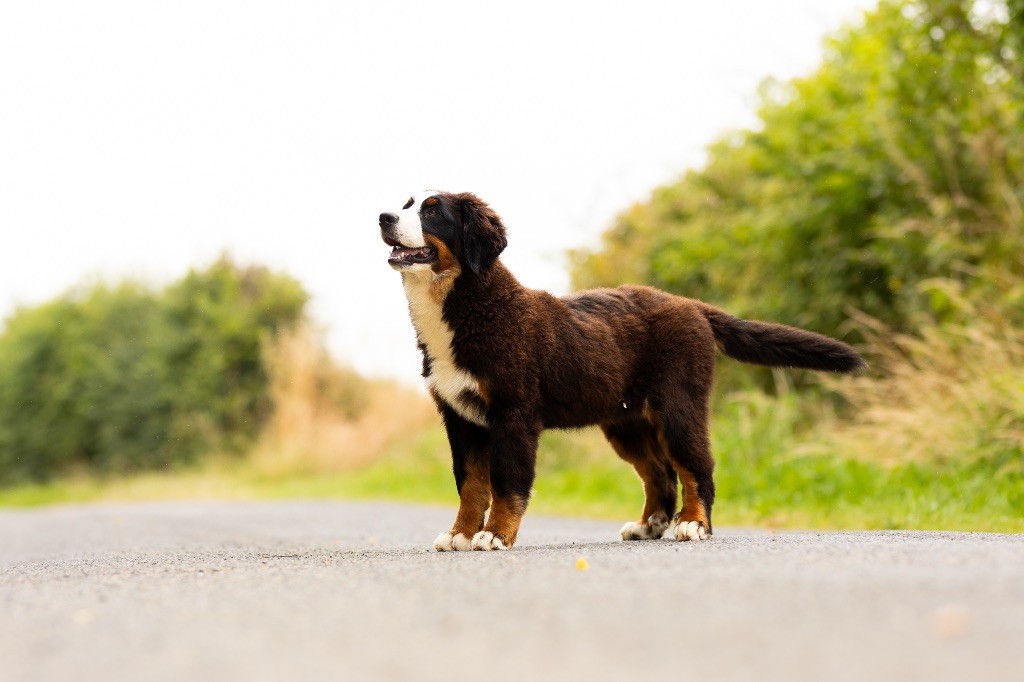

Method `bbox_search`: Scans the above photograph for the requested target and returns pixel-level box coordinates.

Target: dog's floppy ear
[457,193,507,275]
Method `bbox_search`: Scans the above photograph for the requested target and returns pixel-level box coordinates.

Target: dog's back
[534,285,716,429]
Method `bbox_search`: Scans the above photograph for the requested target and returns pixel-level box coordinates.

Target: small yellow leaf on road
[930,605,970,639]
[576,557,589,571]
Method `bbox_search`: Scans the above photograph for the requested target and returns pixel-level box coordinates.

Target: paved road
[1,501,1022,682]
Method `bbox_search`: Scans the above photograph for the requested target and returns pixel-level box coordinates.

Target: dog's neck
[400,262,457,306]
[399,262,517,426]
[400,260,523,351]
[402,258,520,305]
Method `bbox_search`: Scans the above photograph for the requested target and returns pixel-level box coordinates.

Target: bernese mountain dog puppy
[380,191,864,551]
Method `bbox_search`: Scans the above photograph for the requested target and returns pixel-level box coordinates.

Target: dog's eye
[403,197,414,210]
[424,208,439,217]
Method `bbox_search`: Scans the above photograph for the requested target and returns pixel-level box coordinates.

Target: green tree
[573,0,1024,337]
[162,258,309,449]
[0,257,307,483]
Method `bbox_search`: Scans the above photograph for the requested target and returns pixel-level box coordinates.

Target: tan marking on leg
[634,456,671,524]
[451,458,491,538]
[675,466,710,528]
[477,494,527,548]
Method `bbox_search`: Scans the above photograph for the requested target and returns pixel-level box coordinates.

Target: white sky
[0,0,876,382]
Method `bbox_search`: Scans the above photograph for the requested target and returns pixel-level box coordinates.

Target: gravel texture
[2,500,1022,681]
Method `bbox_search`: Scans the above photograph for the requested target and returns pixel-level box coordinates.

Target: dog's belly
[428,360,488,427]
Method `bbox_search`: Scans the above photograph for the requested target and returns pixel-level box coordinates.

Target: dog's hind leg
[603,420,677,541]
[673,465,714,541]
[434,405,491,552]
[654,390,716,542]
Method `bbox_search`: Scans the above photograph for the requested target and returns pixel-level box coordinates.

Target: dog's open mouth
[389,245,436,263]
[386,242,437,267]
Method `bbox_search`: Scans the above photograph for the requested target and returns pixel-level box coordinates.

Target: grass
[3,317,1022,533]
[4,393,1021,533]
[712,387,1024,532]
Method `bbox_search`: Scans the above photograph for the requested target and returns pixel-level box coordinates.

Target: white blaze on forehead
[392,190,440,248]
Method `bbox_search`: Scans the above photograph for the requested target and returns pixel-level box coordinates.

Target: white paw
[471,531,508,551]
[434,531,455,551]
[674,520,709,542]
[434,531,474,551]
[619,512,670,541]
[451,532,473,551]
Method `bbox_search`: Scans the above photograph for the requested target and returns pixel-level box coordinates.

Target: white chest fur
[401,271,488,427]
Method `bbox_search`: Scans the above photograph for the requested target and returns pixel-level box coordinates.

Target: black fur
[701,306,867,372]
[382,192,865,549]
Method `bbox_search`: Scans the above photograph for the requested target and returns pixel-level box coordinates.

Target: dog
[380,191,865,551]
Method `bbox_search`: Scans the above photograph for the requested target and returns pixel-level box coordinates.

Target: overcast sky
[0,0,876,382]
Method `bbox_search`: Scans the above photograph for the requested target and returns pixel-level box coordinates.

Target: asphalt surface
[1,501,1022,682]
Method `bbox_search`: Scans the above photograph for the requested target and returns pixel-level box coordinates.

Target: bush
[572,0,1024,338]
[0,257,307,484]
[823,313,1024,468]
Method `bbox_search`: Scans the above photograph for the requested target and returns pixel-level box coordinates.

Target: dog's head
[379,192,507,276]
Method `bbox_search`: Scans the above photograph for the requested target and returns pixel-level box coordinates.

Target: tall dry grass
[251,322,436,476]
[251,312,1024,480]
[824,310,1024,468]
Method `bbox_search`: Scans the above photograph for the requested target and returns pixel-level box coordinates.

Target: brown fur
[423,234,460,303]
[603,423,677,527]
[381,192,865,549]
[449,457,490,539]
[676,467,710,528]
[484,495,529,547]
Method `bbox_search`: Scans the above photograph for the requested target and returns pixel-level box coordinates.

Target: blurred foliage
[573,0,1024,343]
[0,257,308,483]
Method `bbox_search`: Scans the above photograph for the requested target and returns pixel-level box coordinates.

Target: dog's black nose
[379,212,399,226]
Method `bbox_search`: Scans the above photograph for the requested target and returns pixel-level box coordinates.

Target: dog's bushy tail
[699,304,866,373]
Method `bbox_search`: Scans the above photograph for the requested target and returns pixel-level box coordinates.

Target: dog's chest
[402,275,488,428]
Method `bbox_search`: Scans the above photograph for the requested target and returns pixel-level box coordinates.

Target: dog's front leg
[434,405,490,552]
[472,409,540,551]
